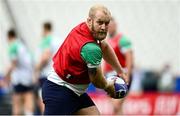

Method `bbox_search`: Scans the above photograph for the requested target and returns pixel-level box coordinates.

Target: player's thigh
[12,93,22,115]
[74,93,100,115]
[12,85,24,105]
[42,80,80,115]
[74,105,100,115]
[23,91,34,110]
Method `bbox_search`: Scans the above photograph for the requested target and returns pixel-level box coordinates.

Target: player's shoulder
[81,42,102,57]
[81,42,102,66]
[82,42,101,50]
[8,39,21,51]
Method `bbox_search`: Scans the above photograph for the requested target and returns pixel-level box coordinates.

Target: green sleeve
[81,43,102,68]
[8,41,18,60]
[39,35,52,49]
[119,36,132,53]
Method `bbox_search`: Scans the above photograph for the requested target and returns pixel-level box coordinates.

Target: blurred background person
[103,17,134,115]
[141,70,159,92]
[5,29,34,115]
[158,64,175,92]
[34,22,59,114]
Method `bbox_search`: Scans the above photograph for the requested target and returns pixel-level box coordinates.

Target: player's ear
[87,17,92,26]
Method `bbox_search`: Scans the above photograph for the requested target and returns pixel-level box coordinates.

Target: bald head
[87,5,112,41]
[88,4,111,19]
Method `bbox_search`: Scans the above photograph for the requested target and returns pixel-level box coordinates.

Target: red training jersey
[53,22,99,84]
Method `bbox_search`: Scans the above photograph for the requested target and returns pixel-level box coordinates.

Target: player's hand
[104,81,116,98]
[118,72,129,85]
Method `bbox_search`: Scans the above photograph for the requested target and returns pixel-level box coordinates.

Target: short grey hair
[88,4,111,19]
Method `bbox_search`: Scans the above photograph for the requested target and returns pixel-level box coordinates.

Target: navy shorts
[13,84,33,93]
[42,80,95,115]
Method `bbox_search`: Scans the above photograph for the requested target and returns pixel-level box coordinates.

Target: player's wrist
[103,82,109,91]
[118,68,127,75]
[104,81,113,92]
[117,70,129,85]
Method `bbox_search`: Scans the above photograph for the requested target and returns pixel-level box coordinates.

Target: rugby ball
[107,75,128,99]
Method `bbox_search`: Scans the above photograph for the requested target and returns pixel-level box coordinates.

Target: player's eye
[105,21,110,26]
[97,21,104,25]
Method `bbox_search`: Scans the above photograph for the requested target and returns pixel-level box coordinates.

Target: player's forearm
[88,67,107,89]
[125,51,133,77]
[91,77,107,89]
[5,68,12,78]
[102,41,123,74]
[5,60,16,78]
[37,49,52,71]
[36,56,50,71]
[5,64,15,84]
[36,60,47,71]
